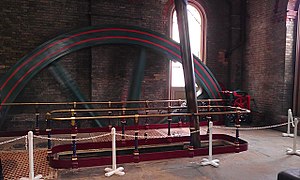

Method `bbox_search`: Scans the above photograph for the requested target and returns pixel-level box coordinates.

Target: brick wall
[243,0,289,124]
[204,0,231,88]
[0,0,92,130]
[0,0,90,76]
[90,0,169,102]
[0,0,91,101]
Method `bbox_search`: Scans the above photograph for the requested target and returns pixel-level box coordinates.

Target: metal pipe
[49,110,249,121]
[174,0,200,147]
[48,105,239,114]
[174,0,198,113]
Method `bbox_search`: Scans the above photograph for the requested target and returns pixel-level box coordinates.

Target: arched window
[170,2,206,89]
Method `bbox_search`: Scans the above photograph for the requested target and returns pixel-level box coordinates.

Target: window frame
[169,0,207,90]
[170,0,207,62]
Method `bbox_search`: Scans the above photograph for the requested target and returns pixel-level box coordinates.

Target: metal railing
[0,99,232,132]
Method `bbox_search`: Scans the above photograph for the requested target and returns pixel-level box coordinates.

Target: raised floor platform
[0,127,299,179]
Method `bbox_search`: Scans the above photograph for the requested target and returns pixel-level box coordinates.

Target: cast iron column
[174,0,201,147]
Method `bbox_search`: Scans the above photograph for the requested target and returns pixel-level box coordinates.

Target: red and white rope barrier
[0,135,27,146]
[34,133,110,141]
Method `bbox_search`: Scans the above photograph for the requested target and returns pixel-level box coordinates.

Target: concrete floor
[57,128,300,180]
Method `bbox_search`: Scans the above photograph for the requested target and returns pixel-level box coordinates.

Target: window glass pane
[188,5,201,58]
[171,5,202,87]
[171,61,185,87]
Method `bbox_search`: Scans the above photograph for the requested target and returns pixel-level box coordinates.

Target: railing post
[145,101,149,129]
[121,107,126,145]
[167,106,172,136]
[133,114,139,162]
[108,101,112,129]
[235,111,241,152]
[70,109,78,168]
[177,99,181,107]
[207,99,211,129]
[34,104,39,135]
[46,113,52,160]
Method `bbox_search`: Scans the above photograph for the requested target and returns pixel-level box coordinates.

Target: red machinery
[222,90,251,125]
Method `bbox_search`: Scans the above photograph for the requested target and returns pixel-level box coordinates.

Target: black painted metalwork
[174,0,201,148]
[46,112,52,160]
[35,105,39,134]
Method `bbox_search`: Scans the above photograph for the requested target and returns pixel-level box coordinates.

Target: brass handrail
[48,109,250,121]
[48,105,240,114]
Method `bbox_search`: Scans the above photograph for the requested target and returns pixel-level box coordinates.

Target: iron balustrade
[44,103,249,164]
[0,99,248,134]
[1,99,250,167]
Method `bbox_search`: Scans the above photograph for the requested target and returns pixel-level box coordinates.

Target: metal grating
[0,149,56,179]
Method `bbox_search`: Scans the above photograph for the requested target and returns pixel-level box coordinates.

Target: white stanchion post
[282,109,294,137]
[29,131,34,180]
[201,121,219,167]
[20,131,42,180]
[104,127,125,177]
[286,118,300,156]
